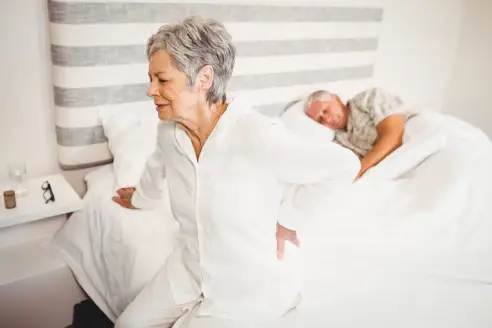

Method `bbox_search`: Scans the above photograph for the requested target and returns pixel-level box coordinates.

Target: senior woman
[112,16,359,328]
[304,88,419,180]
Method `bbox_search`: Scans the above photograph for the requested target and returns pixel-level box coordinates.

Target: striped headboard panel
[47,0,384,170]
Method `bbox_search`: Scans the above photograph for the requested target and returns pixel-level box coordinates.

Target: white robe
[129,96,360,322]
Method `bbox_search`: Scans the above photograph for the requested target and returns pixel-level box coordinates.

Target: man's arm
[355,114,405,180]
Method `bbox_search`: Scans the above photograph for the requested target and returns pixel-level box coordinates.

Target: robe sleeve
[263,119,360,230]
[131,124,167,209]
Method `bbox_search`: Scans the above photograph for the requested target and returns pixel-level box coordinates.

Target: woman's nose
[147,83,158,97]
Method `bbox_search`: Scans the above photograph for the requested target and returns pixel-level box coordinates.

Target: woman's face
[147,50,202,124]
[305,98,348,130]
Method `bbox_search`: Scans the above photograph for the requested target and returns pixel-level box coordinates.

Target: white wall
[443,0,492,137]
[374,0,464,111]
[0,0,59,183]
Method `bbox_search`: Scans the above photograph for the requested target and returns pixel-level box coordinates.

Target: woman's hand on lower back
[112,187,137,209]
[276,223,300,260]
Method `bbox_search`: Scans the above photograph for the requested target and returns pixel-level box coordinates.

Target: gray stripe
[56,125,107,147]
[60,158,113,171]
[57,103,289,148]
[54,66,373,107]
[51,44,146,67]
[54,83,148,107]
[52,38,378,67]
[54,66,372,107]
[237,38,378,57]
[48,1,383,24]
[228,65,373,91]
[255,102,293,117]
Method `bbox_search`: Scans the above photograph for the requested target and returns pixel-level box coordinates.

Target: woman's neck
[185,102,227,160]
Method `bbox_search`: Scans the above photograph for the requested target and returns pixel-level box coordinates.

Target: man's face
[305,98,348,130]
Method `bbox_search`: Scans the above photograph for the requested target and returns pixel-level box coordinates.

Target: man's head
[304,90,349,130]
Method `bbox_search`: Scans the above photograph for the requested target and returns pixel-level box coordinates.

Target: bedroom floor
[67,299,113,328]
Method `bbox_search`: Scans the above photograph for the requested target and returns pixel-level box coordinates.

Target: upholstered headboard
[47,0,383,171]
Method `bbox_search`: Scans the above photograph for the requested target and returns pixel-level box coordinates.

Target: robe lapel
[172,96,251,165]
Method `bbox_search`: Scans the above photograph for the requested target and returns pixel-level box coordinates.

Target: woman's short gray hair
[305,90,333,110]
[146,16,236,104]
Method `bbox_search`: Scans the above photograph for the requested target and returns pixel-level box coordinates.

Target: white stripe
[50,22,381,47]
[52,52,376,88]
[53,63,147,89]
[55,0,384,6]
[56,101,154,128]
[230,78,374,106]
[58,143,112,166]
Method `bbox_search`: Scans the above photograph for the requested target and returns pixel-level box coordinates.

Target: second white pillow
[99,105,160,190]
[280,98,336,142]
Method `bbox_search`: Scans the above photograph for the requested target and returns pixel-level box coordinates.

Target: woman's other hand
[276,223,300,260]
[112,187,137,209]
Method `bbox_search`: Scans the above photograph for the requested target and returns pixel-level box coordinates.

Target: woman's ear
[197,65,214,93]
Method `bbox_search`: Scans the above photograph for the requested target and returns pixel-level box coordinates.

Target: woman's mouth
[156,104,169,111]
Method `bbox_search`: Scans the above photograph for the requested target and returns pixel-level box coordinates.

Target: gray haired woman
[113,16,359,328]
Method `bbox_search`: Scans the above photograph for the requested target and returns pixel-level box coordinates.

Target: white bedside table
[0,174,83,246]
[0,173,86,328]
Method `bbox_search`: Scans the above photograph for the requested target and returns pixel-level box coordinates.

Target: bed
[50,109,492,327]
[46,0,492,327]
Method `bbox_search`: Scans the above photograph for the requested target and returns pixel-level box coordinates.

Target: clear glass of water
[8,161,28,196]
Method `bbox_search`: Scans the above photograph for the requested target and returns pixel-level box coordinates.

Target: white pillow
[99,105,160,190]
[280,99,335,141]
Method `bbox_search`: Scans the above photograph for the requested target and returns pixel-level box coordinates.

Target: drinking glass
[7,161,28,196]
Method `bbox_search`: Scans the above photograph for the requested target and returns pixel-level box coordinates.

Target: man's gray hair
[305,90,333,111]
[146,16,236,104]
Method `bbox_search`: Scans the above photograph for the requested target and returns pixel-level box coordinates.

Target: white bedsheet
[50,165,178,321]
[49,111,492,327]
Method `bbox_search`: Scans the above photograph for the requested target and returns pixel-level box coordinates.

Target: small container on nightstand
[3,190,16,209]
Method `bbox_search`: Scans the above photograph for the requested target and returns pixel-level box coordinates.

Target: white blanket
[49,111,492,326]
[299,110,492,272]
[50,165,178,321]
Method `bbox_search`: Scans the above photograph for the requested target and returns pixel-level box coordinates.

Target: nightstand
[0,173,87,328]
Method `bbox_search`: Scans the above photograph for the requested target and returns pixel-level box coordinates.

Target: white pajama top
[131,96,360,319]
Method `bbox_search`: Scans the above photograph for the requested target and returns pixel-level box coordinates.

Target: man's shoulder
[349,87,405,112]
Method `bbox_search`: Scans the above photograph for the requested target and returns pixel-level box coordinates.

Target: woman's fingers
[112,196,136,209]
[289,234,301,248]
[276,223,300,260]
[276,237,286,260]
[116,187,136,198]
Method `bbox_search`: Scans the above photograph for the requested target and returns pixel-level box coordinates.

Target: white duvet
[50,110,492,327]
[50,166,178,321]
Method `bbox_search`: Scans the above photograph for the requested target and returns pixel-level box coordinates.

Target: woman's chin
[157,111,172,120]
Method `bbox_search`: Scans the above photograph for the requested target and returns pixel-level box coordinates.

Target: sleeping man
[303,88,419,180]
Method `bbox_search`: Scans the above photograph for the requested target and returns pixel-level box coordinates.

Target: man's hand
[353,167,367,182]
[276,223,300,260]
[112,187,137,209]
